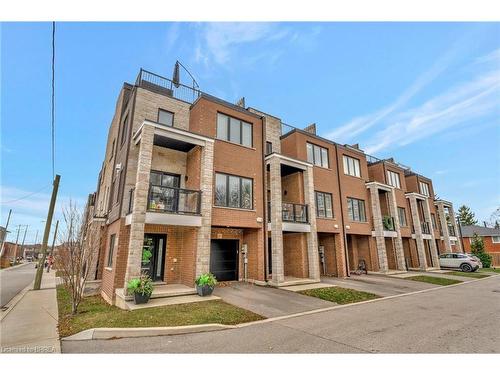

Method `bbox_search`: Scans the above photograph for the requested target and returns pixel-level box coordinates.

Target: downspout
[261,116,268,282]
[334,144,350,277]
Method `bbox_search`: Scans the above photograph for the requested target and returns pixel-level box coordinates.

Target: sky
[1,22,499,244]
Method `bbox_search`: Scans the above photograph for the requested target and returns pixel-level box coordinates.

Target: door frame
[209,239,240,282]
[143,233,167,282]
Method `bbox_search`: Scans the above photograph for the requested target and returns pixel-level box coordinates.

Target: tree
[54,202,98,314]
[457,205,477,226]
[488,207,500,228]
[470,233,492,268]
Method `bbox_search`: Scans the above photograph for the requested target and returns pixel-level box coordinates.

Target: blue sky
[1,22,499,243]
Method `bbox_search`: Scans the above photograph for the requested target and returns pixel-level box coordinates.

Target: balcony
[422,221,431,234]
[448,225,456,237]
[382,216,395,231]
[148,185,201,215]
[267,202,310,232]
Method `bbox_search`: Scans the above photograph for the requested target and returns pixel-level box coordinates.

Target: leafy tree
[457,205,478,226]
[470,233,492,268]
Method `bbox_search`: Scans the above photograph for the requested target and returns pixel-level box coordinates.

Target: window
[387,170,401,189]
[315,191,333,218]
[265,141,273,155]
[215,173,253,209]
[347,197,366,222]
[216,113,252,147]
[343,155,361,177]
[158,109,174,127]
[109,139,115,161]
[492,236,500,243]
[397,207,407,226]
[306,143,329,168]
[120,114,129,146]
[107,234,116,268]
[419,181,430,196]
[431,213,437,229]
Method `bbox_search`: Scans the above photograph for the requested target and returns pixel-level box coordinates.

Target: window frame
[419,181,430,197]
[387,170,401,189]
[315,191,334,219]
[397,206,407,227]
[347,197,366,222]
[120,113,129,147]
[157,108,174,127]
[343,155,361,177]
[216,112,253,148]
[214,172,253,210]
[492,236,500,243]
[107,234,116,268]
[306,142,329,168]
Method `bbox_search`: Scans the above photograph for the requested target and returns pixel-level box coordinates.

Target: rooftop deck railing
[148,185,201,215]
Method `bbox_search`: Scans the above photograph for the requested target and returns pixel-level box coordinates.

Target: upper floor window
[347,197,366,222]
[306,143,329,168]
[397,207,407,227]
[107,234,116,268]
[387,170,401,189]
[265,141,273,155]
[419,181,430,196]
[431,213,437,229]
[492,236,500,244]
[120,114,129,146]
[109,139,115,161]
[158,109,174,127]
[215,172,253,210]
[315,191,333,218]
[343,155,361,177]
[216,113,252,147]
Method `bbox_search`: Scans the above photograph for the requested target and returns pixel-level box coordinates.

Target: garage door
[210,240,239,281]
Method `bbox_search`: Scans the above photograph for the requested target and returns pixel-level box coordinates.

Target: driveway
[62,275,500,353]
[214,282,335,317]
[321,273,432,297]
[0,263,36,307]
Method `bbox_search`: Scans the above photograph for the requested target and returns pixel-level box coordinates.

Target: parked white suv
[438,253,480,272]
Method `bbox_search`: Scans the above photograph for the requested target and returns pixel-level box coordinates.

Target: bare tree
[54,201,98,314]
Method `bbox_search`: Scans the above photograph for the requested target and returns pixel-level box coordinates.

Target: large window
[492,236,500,244]
[216,113,252,147]
[215,173,253,209]
[315,191,333,218]
[306,143,329,168]
[397,207,407,227]
[419,181,430,196]
[347,197,366,222]
[387,170,401,189]
[158,109,174,127]
[343,155,361,177]
[107,234,116,268]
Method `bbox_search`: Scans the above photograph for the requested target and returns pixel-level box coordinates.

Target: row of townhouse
[83,69,463,308]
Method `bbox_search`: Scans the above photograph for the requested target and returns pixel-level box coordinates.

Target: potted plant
[195,273,217,296]
[127,273,154,304]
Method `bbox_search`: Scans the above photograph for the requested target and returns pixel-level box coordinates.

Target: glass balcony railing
[148,185,201,215]
[421,221,431,234]
[267,202,309,223]
[382,216,395,231]
[448,225,456,236]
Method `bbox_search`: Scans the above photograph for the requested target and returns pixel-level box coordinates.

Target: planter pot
[196,285,214,297]
[134,292,151,304]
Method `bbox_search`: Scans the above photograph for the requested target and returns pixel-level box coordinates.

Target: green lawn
[445,271,491,279]
[478,267,500,274]
[57,286,263,337]
[299,287,380,304]
[405,275,462,286]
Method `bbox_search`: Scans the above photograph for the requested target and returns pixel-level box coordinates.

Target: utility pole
[13,225,22,260]
[49,220,59,256]
[20,225,29,259]
[34,174,60,290]
[0,209,12,257]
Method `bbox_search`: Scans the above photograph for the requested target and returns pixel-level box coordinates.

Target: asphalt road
[63,275,500,353]
[0,263,37,307]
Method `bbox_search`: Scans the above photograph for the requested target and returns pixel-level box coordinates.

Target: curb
[59,274,499,341]
[0,282,34,322]
[0,262,32,272]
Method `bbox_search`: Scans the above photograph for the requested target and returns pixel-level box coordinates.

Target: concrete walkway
[0,270,60,353]
[214,282,335,318]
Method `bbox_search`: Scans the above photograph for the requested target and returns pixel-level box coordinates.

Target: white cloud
[165,22,181,53]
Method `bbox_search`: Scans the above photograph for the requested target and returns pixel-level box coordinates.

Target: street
[0,263,36,308]
[62,276,500,353]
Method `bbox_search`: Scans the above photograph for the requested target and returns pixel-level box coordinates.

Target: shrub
[127,273,154,296]
[195,273,217,287]
[470,233,492,268]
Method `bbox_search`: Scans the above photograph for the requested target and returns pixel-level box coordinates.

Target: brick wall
[283,233,308,278]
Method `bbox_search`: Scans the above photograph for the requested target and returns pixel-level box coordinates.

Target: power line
[0,184,51,205]
[51,21,56,179]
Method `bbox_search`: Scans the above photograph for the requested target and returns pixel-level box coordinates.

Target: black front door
[142,234,166,281]
[210,240,239,281]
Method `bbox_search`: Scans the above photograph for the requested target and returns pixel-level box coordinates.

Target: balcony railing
[448,225,456,236]
[148,185,201,215]
[267,202,309,223]
[382,216,395,231]
[136,69,202,104]
[421,221,431,234]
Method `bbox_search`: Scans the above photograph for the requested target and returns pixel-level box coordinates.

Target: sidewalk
[0,270,60,353]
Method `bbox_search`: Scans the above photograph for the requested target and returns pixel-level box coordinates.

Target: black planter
[134,292,151,304]
[196,284,214,297]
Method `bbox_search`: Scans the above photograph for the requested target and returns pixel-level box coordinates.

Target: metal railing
[366,154,383,165]
[127,188,135,214]
[281,122,298,137]
[422,221,431,234]
[382,216,395,231]
[267,202,309,223]
[136,69,202,104]
[448,225,456,236]
[148,185,201,215]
